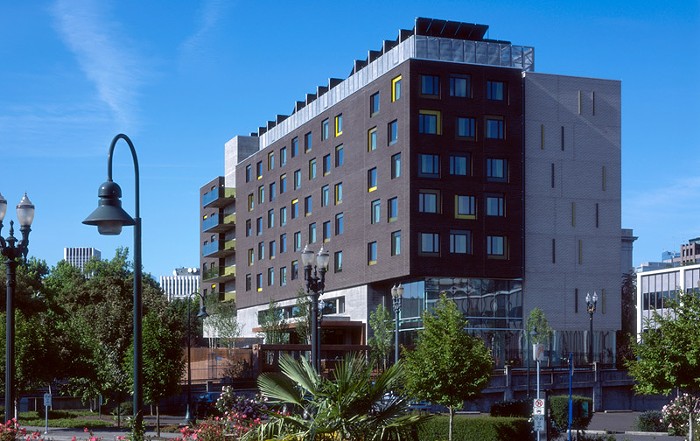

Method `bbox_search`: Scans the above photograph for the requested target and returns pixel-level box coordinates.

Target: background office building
[201,18,625,366]
[159,267,201,302]
[63,247,101,272]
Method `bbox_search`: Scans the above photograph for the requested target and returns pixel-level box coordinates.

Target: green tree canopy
[367,303,393,372]
[525,307,553,346]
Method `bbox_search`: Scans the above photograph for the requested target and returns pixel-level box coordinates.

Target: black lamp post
[0,193,35,423]
[183,292,209,426]
[301,245,329,373]
[391,284,403,364]
[83,134,143,436]
[585,291,598,363]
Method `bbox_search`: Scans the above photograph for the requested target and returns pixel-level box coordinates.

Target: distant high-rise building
[63,247,101,271]
[159,267,200,301]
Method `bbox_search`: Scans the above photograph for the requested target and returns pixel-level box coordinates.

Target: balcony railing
[202,213,220,231]
[202,187,236,208]
[202,239,236,258]
[203,265,236,282]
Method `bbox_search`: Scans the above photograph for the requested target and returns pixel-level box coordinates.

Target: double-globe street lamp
[0,193,35,423]
[83,134,144,434]
[183,292,209,426]
[301,245,329,373]
[391,284,403,364]
[585,291,598,363]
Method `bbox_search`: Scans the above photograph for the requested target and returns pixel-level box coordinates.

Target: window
[334,251,343,273]
[245,274,251,291]
[269,240,277,259]
[309,222,317,243]
[280,233,287,253]
[335,212,344,235]
[280,174,287,193]
[457,117,476,138]
[388,120,398,144]
[245,219,252,237]
[258,185,265,204]
[304,195,313,216]
[370,92,380,116]
[450,75,471,97]
[269,181,276,201]
[391,230,401,256]
[418,154,440,177]
[418,110,441,134]
[485,117,505,139]
[421,74,440,96]
[450,155,470,176]
[486,81,505,101]
[256,161,263,179]
[368,241,378,265]
[294,169,302,189]
[486,195,505,216]
[245,164,252,182]
[309,158,317,180]
[370,199,381,224]
[321,118,329,141]
[280,146,287,167]
[291,137,299,157]
[291,260,299,280]
[247,248,254,265]
[267,267,274,286]
[455,195,476,219]
[334,182,343,204]
[258,241,265,260]
[391,75,402,101]
[487,235,506,257]
[388,197,398,222]
[280,206,287,226]
[368,127,377,151]
[335,114,343,136]
[367,167,378,192]
[323,221,331,242]
[294,231,302,252]
[335,144,344,167]
[321,185,329,207]
[267,209,275,228]
[247,193,254,211]
[268,151,275,170]
[391,153,401,179]
[323,154,331,175]
[420,232,440,254]
[280,266,287,286]
[256,217,263,235]
[450,230,471,254]
[304,131,312,152]
[419,190,440,213]
[291,199,299,219]
[256,273,263,292]
[486,158,507,182]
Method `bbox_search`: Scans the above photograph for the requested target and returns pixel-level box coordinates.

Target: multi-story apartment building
[63,247,101,272]
[159,267,201,302]
[201,17,624,366]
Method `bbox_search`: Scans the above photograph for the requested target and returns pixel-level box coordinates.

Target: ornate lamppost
[183,292,209,426]
[391,284,403,364]
[301,245,329,372]
[585,291,598,363]
[0,193,35,422]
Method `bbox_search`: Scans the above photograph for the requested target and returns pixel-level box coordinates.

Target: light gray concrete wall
[523,72,621,334]
[224,135,259,187]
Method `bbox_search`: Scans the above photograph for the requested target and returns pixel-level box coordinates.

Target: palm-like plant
[243,353,426,441]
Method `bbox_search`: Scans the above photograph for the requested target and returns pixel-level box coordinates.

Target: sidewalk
[584,411,685,441]
[24,415,183,441]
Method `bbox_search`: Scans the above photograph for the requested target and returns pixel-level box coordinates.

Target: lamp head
[83,180,135,235]
[316,246,330,270]
[16,193,35,227]
[391,284,404,299]
[197,305,210,319]
[585,292,591,303]
[301,244,315,267]
[0,193,6,222]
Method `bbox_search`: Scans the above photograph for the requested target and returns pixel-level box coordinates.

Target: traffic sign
[533,398,545,415]
[532,414,545,431]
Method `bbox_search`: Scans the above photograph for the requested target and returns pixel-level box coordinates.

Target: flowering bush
[0,419,42,441]
[662,393,700,436]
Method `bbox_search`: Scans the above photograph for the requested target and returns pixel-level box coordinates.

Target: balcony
[202,265,236,283]
[202,212,236,234]
[202,239,236,258]
[203,187,236,208]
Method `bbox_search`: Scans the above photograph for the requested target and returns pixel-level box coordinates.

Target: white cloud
[179,0,229,65]
[51,0,145,129]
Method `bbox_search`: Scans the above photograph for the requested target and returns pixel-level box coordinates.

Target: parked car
[196,391,221,417]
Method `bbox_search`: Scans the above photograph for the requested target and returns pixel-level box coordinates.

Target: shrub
[661,393,700,436]
[548,395,593,433]
[417,415,531,441]
[636,410,665,432]
[490,398,530,418]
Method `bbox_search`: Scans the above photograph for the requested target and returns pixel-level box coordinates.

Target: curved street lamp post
[391,284,403,364]
[585,291,598,363]
[301,245,329,373]
[183,292,209,426]
[0,193,35,422]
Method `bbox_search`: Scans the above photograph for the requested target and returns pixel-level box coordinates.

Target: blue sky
[0,0,698,278]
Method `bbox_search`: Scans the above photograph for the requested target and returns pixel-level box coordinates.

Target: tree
[617,271,637,368]
[244,354,426,441]
[403,293,493,441]
[259,299,287,344]
[367,304,393,372]
[627,292,700,440]
[205,299,240,348]
[294,288,311,345]
[525,307,553,346]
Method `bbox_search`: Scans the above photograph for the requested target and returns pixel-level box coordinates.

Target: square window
[420,232,440,254]
[268,151,275,170]
[269,240,277,259]
[247,248,254,265]
[245,274,252,291]
[309,222,317,243]
[323,154,331,175]
[280,266,287,286]
[291,137,299,157]
[280,233,287,253]
[421,75,440,96]
[456,195,476,219]
[450,230,471,254]
[370,199,381,224]
[334,251,343,273]
[321,185,329,207]
[321,118,329,141]
[367,241,378,265]
[304,195,313,216]
[450,75,471,97]
[335,114,343,136]
[334,182,343,204]
[245,219,252,237]
[256,217,263,235]
[245,164,252,182]
[247,193,254,211]
[487,81,506,101]
[486,195,505,216]
[291,199,299,219]
[267,209,275,228]
[370,92,380,116]
[304,131,313,152]
[486,117,505,139]
[258,185,265,204]
[267,267,274,286]
[388,120,398,145]
[391,230,401,256]
[391,153,401,179]
[335,212,344,235]
[323,221,331,242]
[280,206,287,226]
[457,117,476,138]
[256,273,262,292]
[418,110,441,134]
[368,127,377,151]
[368,167,378,191]
[450,155,470,176]
[487,235,507,257]
[256,161,263,179]
[392,75,402,102]
[309,158,317,180]
[291,260,299,280]
[294,169,302,189]
[294,232,302,252]
[419,190,440,213]
[280,146,287,167]
[486,159,508,182]
[258,241,265,260]
[335,144,344,167]
[388,197,398,222]
[280,174,287,193]
[418,154,440,178]
[269,181,277,201]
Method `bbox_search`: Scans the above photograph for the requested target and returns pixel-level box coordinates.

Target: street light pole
[301,245,329,373]
[0,193,35,423]
[183,292,209,426]
[391,284,403,364]
[83,134,144,438]
[585,292,598,363]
